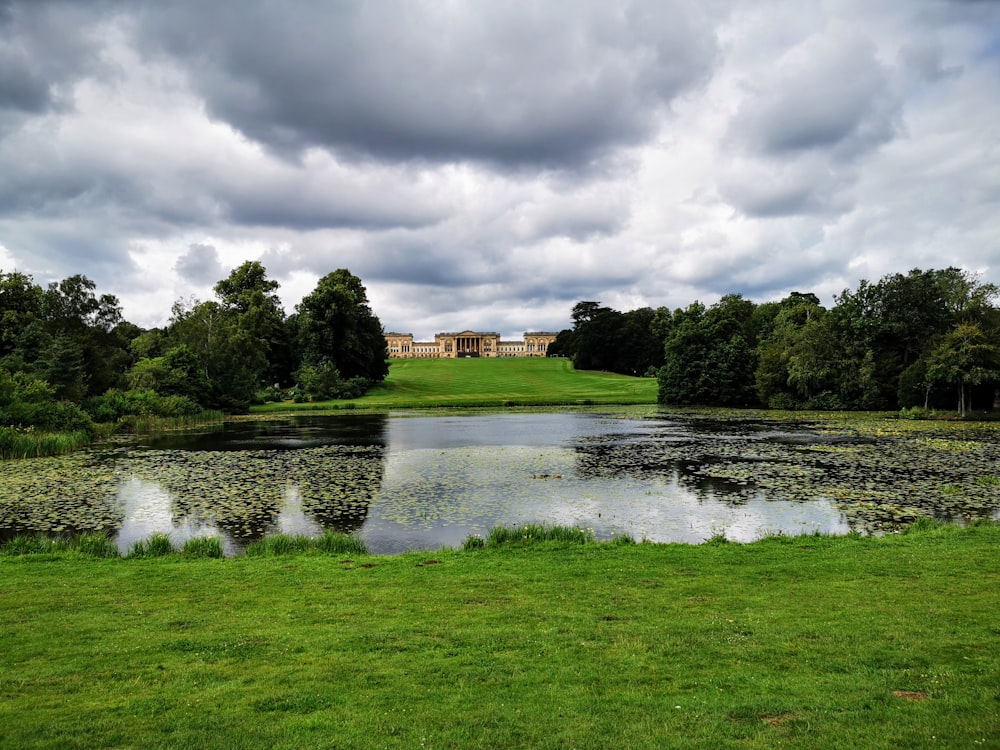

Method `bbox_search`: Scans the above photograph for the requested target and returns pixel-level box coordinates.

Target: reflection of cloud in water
[115,475,223,553]
[365,441,851,549]
[272,486,323,537]
[540,488,851,544]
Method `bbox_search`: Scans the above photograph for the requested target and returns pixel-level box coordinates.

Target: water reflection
[2,409,999,554]
[358,412,853,552]
[113,445,386,556]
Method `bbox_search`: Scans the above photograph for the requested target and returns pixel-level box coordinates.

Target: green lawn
[258,357,658,411]
[1,524,998,749]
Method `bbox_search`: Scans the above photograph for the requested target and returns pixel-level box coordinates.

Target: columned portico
[385,329,556,359]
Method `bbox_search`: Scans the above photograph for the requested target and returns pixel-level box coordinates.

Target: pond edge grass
[3,518,994,560]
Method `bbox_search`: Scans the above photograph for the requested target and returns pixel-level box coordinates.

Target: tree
[571,301,610,329]
[546,328,577,359]
[832,268,998,409]
[616,307,665,376]
[658,302,709,405]
[127,345,212,406]
[0,271,44,359]
[560,302,663,376]
[296,270,388,394]
[574,308,624,371]
[754,293,828,408]
[40,274,126,397]
[214,261,292,388]
[925,322,1000,416]
[214,261,280,313]
[659,296,759,406]
[168,299,258,410]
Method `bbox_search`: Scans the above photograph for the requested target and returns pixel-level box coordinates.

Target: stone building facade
[385,330,558,358]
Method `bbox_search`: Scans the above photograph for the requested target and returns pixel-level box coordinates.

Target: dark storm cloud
[0,217,139,285]
[132,0,721,168]
[732,25,899,160]
[0,1,108,114]
[717,157,855,218]
[221,173,445,231]
[719,23,902,220]
[0,46,50,113]
[174,243,224,285]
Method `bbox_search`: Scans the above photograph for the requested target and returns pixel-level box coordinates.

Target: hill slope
[265,357,658,409]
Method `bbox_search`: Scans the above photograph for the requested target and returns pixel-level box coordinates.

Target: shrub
[254,385,286,404]
[1,400,94,433]
[123,389,201,417]
[767,392,798,410]
[83,390,131,422]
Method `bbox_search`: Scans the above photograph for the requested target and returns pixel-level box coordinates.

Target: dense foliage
[0,264,389,437]
[549,301,664,376]
[557,268,1000,414]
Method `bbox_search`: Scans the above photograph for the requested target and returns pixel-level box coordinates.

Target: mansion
[385,330,558,358]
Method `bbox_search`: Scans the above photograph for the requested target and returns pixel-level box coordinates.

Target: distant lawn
[258,357,658,411]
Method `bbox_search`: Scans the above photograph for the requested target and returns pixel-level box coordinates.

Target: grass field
[1,522,998,749]
[257,357,658,411]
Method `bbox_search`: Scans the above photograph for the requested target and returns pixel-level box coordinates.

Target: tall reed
[0,428,93,459]
[1,531,120,558]
[181,536,225,558]
[127,533,175,558]
[245,531,368,556]
[485,524,596,547]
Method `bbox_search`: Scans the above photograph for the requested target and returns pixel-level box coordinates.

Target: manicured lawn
[1,524,998,748]
[257,357,658,411]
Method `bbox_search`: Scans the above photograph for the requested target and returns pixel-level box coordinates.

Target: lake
[2,408,999,554]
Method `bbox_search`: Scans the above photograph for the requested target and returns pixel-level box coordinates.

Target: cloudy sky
[1,0,998,339]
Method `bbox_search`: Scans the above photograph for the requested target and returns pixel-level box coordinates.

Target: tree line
[0,262,388,439]
[553,268,1000,415]
[5,262,998,447]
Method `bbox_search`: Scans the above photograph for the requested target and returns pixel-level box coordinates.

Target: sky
[0,0,998,340]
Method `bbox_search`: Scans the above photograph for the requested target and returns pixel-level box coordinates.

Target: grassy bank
[257,357,658,411]
[1,523,998,748]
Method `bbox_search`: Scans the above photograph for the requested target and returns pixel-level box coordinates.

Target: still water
[2,409,999,554]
